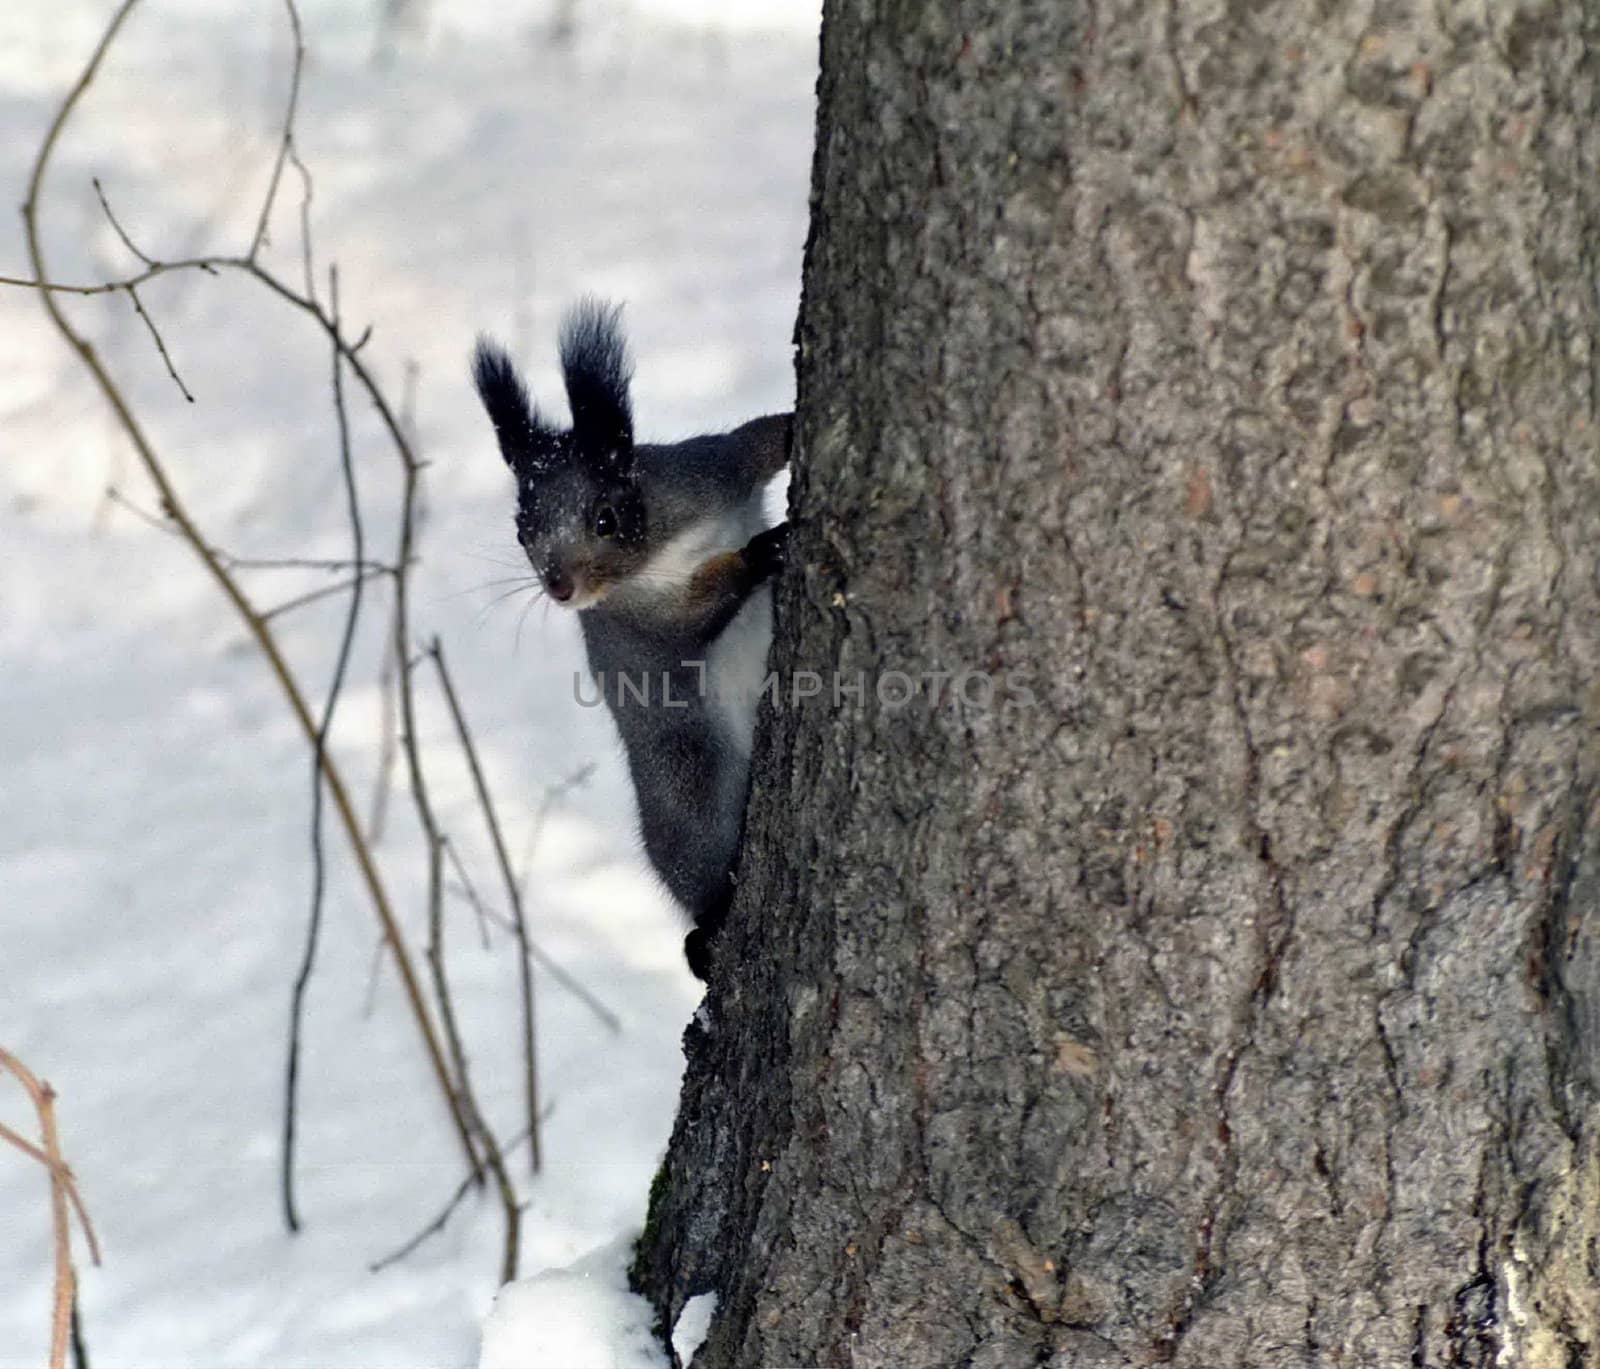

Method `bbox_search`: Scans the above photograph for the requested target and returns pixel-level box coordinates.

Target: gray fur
[472,306,789,976]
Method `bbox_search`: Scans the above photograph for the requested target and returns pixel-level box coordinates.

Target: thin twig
[0,1049,101,1369]
[441,835,621,1034]
[427,638,543,1173]
[367,602,401,843]
[249,0,305,261]
[522,936,620,1036]
[260,565,390,622]
[360,934,387,1020]
[123,285,194,402]
[104,486,398,577]
[372,334,527,1285]
[367,1116,541,1276]
[286,141,316,303]
[18,0,481,1185]
[366,358,421,846]
[516,763,596,901]
[283,263,371,1233]
[0,253,220,295]
[101,485,177,534]
[383,451,484,1190]
[0,1120,100,1257]
[14,0,530,1283]
[441,834,494,950]
[368,1168,481,1274]
[91,176,155,266]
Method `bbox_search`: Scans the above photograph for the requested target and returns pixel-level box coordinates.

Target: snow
[478,1235,666,1369]
[0,1,815,1366]
[672,1291,719,1366]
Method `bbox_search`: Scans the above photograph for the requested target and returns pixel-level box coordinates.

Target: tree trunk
[635,3,1600,1365]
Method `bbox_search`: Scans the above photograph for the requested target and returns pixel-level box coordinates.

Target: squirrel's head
[472,300,649,609]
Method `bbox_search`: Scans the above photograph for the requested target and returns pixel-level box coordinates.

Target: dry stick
[122,284,194,401]
[378,381,483,1188]
[368,1117,540,1276]
[108,486,397,575]
[261,565,390,622]
[376,357,534,1283]
[248,0,304,262]
[367,603,402,842]
[360,934,388,1020]
[367,1165,483,1275]
[0,1049,101,1369]
[516,763,596,901]
[422,849,523,1285]
[0,1118,100,1266]
[521,935,620,1036]
[366,359,420,845]
[17,0,479,1183]
[283,263,371,1234]
[427,639,543,1173]
[20,0,519,1258]
[285,141,316,303]
[442,830,620,1033]
[442,833,495,949]
[106,486,401,587]
[91,175,156,266]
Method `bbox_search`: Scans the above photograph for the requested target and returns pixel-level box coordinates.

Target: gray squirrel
[471,300,789,978]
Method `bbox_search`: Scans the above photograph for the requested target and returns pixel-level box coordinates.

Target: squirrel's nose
[545,569,575,603]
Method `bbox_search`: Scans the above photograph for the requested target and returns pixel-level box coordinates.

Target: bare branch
[123,285,194,402]
[0,1048,101,1369]
[19,0,142,230]
[368,1116,543,1276]
[260,566,390,622]
[366,602,402,844]
[92,176,156,266]
[18,0,482,1191]
[104,486,398,578]
[361,934,387,1020]
[523,936,620,1036]
[366,358,421,846]
[445,817,622,1036]
[441,833,494,950]
[283,262,372,1233]
[13,0,539,1289]
[428,639,543,1172]
[372,339,528,1283]
[249,0,306,261]
[0,255,224,295]
[517,763,596,900]
[367,1168,482,1275]
[286,141,316,302]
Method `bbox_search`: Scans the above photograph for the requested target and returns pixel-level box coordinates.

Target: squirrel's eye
[593,503,617,539]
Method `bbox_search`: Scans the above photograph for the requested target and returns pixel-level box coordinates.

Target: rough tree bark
[636,3,1600,1365]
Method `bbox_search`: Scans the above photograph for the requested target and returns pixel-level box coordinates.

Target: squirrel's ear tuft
[559,298,633,467]
[472,337,548,467]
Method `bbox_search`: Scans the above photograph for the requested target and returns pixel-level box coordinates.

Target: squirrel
[471,300,789,979]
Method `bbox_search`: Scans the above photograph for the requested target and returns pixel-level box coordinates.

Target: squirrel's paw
[684,925,715,981]
[744,521,789,580]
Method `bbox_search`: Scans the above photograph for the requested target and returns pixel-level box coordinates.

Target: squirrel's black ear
[558,298,633,468]
[472,337,548,468]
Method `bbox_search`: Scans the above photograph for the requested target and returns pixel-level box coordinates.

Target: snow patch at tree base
[478,1235,666,1369]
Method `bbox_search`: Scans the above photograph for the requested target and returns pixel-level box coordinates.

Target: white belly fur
[706,581,773,758]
